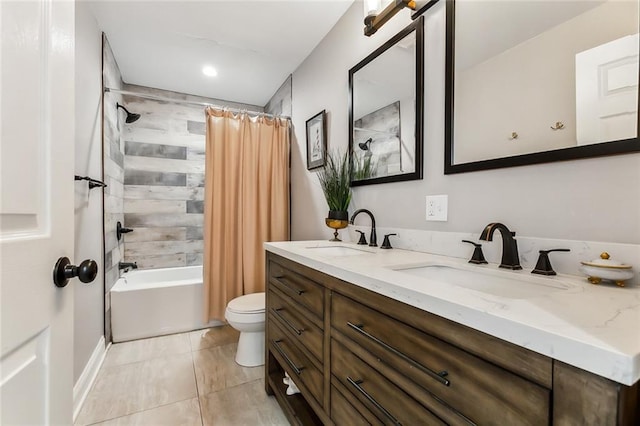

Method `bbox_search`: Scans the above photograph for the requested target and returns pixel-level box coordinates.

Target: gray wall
[103,35,125,343]
[121,85,263,269]
[290,2,640,245]
[264,75,292,117]
[74,2,105,383]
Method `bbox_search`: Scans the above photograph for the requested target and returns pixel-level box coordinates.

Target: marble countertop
[265,240,640,386]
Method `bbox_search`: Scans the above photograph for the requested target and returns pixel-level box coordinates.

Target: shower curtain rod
[104,87,290,120]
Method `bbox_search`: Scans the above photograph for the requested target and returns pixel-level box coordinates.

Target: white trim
[73,337,109,422]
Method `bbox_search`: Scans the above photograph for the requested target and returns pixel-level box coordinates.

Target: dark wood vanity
[265,252,640,425]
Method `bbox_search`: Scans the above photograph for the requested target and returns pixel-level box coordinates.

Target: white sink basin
[393,263,575,299]
[305,245,374,257]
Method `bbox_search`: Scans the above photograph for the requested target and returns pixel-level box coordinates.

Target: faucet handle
[462,240,488,264]
[531,249,570,276]
[381,234,397,249]
[355,230,368,245]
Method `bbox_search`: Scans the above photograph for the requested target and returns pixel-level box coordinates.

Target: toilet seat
[226,292,265,314]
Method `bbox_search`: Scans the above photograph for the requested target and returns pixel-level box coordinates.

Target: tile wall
[121,85,263,269]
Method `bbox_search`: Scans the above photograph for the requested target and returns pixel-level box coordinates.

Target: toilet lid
[227,292,265,313]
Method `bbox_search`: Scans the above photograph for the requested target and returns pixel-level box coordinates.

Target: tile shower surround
[101,34,282,342]
[120,85,263,270]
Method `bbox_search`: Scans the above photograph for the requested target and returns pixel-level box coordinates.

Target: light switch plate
[426,195,448,221]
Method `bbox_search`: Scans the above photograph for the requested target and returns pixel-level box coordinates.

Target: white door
[576,33,639,145]
[1,1,75,424]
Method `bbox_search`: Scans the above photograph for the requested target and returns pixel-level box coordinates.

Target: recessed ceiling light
[202,65,217,77]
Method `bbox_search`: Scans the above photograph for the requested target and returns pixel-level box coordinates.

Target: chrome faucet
[479,223,522,270]
[349,209,377,247]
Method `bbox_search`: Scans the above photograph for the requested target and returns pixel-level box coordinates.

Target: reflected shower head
[358,138,373,151]
[117,103,141,124]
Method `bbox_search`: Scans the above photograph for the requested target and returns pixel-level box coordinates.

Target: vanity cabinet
[265,252,640,426]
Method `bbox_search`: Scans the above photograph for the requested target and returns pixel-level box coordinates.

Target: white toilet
[225,292,266,367]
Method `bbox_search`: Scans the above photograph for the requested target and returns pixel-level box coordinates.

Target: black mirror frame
[349,17,424,187]
[444,0,640,175]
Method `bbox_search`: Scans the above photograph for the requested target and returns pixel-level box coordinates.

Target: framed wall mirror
[445,0,639,174]
[350,17,424,186]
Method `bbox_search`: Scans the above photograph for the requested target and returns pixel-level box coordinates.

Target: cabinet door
[553,362,640,426]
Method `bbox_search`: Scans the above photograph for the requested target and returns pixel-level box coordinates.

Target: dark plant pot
[327,210,349,221]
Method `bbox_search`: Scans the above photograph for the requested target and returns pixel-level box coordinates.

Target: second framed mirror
[349,17,424,186]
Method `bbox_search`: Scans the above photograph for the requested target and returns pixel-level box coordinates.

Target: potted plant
[318,151,352,240]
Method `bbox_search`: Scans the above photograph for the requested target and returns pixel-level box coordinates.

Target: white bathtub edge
[73,336,108,422]
[112,320,224,343]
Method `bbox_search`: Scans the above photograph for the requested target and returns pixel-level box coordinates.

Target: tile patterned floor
[76,326,289,426]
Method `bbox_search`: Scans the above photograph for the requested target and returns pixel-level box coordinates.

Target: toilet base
[235,330,265,367]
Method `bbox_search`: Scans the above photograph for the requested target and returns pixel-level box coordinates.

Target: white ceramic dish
[579,252,634,287]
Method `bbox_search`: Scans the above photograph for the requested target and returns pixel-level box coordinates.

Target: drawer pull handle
[347,322,450,387]
[347,376,402,426]
[273,308,304,335]
[276,276,306,296]
[273,339,304,375]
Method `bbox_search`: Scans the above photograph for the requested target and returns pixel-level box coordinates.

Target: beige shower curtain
[203,107,290,322]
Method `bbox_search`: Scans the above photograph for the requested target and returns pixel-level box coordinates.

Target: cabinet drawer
[268,287,323,362]
[332,293,550,425]
[268,317,324,407]
[269,260,324,319]
[332,339,446,426]
[331,383,380,426]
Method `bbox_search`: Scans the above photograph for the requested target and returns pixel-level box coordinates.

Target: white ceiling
[88,0,355,107]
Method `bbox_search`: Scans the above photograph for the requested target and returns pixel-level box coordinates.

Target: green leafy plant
[351,154,375,181]
[318,150,352,212]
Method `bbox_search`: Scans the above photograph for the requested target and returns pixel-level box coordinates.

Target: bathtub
[110,265,221,342]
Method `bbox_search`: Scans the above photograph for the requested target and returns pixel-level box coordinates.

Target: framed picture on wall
[306,110,327,170]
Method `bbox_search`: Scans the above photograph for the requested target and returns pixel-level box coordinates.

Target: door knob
[53,257,98,288]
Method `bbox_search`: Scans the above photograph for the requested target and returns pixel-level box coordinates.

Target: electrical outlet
[426,195,448,221]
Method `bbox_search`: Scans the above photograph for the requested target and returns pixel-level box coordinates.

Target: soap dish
[579,252,634,287]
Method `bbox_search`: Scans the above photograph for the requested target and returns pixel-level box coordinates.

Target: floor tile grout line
[81,396,199,426]
[197,377,264,400]
[103,334,193,369]
[190,350,206,426]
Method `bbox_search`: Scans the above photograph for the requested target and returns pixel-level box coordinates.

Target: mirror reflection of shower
[117,103,141,123]
[359,137,373,152]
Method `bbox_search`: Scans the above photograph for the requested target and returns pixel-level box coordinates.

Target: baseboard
[73,336,108,422]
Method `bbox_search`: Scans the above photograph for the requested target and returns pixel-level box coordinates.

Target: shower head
[116,103,141,124]
[358,138,373,151]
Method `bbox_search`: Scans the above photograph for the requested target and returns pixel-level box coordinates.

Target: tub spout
[118,262,138,271]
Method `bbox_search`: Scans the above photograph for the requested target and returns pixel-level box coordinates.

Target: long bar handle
[272,339,304,375]
[273,275,305,295]
[347,322,450,386]
[272,308,303,335]
[347,377,402,425]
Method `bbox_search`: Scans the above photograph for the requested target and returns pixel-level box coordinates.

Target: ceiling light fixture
[202,65,218,77]
[364,0,416,37]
